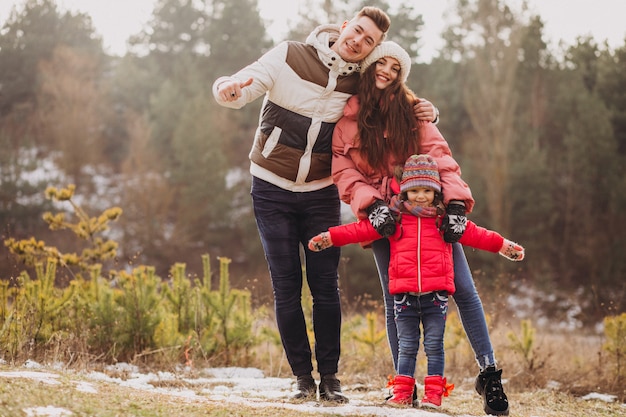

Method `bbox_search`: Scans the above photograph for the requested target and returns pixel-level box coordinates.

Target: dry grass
[0,362,623,417]
[338,309,623,398]
[1,305,624,416]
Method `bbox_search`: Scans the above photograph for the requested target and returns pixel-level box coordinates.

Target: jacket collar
[306,24,360,76]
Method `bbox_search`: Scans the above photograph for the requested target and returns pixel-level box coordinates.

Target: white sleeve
[212,42,289,109]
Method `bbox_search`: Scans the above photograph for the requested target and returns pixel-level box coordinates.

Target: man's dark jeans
[251,176,342,376]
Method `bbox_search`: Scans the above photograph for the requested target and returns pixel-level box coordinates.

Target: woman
[331,41,509,416]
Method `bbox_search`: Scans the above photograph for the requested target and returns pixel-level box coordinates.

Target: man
[212,7,437,404]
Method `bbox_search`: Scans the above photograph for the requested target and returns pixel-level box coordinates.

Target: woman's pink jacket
[332,95,474,220]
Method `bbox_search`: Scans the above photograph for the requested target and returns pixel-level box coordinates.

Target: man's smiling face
[332,16,384,63]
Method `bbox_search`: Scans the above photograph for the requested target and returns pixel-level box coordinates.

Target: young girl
[310,154,524,408]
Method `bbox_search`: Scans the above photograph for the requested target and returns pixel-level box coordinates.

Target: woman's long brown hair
[356,63,421,173]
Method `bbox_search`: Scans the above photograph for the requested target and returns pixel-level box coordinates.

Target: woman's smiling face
[373,56,401,90]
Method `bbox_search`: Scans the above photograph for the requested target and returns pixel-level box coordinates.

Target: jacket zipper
[417,217,422,293]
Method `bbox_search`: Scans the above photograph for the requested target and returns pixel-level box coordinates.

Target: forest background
[0,0,625,335]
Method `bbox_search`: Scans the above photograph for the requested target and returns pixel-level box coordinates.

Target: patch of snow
[75,381,98,394]
[205,367,265,378]
[23,405,73,416]
[83,371,113,383]
[581,392,617,403]
[24,360,43,369]
[506,284,601,333]
[76,366,477,416]
[104,362,139,373]
[0,371,60,385]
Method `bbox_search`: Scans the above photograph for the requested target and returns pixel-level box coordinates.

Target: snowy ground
[2,360,471,417]
[1,360,619,417]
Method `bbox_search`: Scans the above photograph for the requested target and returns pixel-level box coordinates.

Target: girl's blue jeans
[372,239,496,371]
[395,291,448,377]
[251,177,342,377]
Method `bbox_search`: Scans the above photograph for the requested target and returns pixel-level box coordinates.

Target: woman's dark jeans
[251,177,342,376]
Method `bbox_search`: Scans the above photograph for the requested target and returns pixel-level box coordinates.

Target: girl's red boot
[420,375,454,408]
[386,375,415,407]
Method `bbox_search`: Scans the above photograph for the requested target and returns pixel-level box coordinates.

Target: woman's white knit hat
[360,41,412,82]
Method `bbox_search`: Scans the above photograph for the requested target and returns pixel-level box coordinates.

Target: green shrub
[603,312,626,380]
[0,185,258,366]
[507,319,536,370]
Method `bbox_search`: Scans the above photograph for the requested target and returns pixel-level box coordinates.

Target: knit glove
[365,199,396,238]
[441,201,467,243]
[308,232,334,252]
[499,239,525,261]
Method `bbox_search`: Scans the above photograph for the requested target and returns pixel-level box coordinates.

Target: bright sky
[0,0,625,61]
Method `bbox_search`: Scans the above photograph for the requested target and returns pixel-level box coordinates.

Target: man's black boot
[319,374,348,404]
[292,374,317,401]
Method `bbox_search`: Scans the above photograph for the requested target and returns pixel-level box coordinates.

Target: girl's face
[406,187,436,207]
[373,56,401,90]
